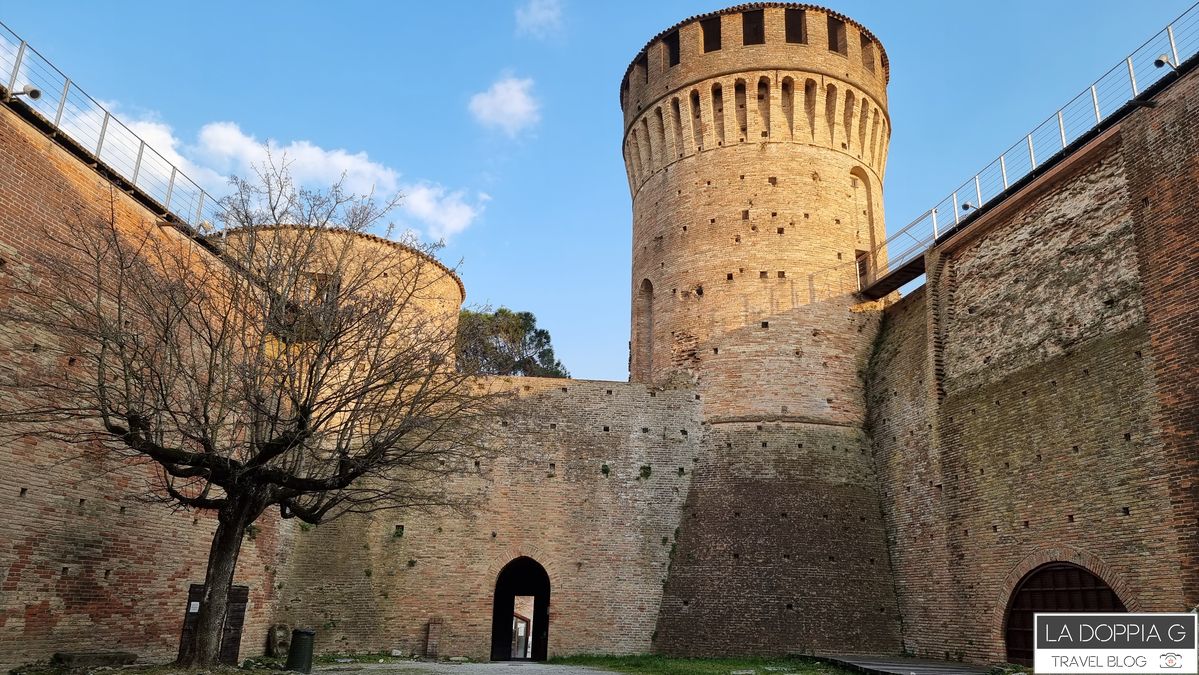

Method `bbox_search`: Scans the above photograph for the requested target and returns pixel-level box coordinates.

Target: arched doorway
[490,556,550,661]
[1003,562,1127,665]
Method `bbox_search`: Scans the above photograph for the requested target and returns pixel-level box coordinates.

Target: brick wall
[0,102,290,669]
[1120,66,1199,612]
[868,71,1198,663]
[273,377,703,660]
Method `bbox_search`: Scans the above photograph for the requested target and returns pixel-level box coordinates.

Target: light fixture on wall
[1154,54,1179,72]
[10,84,41,100]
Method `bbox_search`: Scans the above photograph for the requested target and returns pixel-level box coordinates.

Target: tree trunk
[177,498,260,666]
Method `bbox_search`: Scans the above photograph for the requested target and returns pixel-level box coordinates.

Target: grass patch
[549,654,854,674]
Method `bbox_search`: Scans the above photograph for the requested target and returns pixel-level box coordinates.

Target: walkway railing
[0,20,223,232]
[866,1,1199,287]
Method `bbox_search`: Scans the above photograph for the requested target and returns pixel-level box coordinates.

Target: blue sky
[0,1,1191,381]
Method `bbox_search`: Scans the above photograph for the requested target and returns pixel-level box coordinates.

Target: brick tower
[621,4,903,655]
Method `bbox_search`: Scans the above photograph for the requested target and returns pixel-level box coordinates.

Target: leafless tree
[0,162,505,666]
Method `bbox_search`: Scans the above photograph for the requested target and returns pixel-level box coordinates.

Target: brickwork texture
[0,2,1196,669]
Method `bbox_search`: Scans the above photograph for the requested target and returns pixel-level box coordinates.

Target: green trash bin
[285,628,315,673]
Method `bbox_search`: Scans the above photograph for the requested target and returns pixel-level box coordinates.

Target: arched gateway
[490,557,550,661]
[1003,562,1127,665]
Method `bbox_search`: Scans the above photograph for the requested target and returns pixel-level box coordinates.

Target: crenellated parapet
[619,4,890,195]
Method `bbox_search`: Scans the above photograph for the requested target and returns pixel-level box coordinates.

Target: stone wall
[0,102,290,669]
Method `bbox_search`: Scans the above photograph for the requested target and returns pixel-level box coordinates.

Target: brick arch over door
[993,546,1140,663]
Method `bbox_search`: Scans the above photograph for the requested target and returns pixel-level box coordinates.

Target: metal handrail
[0,19,222,232]
[865,1,1199,286]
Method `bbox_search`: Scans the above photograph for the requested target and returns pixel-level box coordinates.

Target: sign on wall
[1035,613,1197,674]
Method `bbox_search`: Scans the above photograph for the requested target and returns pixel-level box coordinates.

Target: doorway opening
[490,557,550,661]
[1003,562,1126,665]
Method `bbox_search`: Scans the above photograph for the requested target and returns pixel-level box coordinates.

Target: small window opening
[777,227,785,234]
[742,10,765,45]
[664,31,681,66]
[759,271,768,279]
[742,210,750,220]
[860,34,875,71]
[785,9,807,43]
[726,273,734,280]
[827,16,847,55]
[761,321,769,328]
[394,524,405,537]
[768,176,777,186]
[701,17,722,52]
[777,271,786,278]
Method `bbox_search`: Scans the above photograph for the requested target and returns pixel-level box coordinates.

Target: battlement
[620,4,888,127]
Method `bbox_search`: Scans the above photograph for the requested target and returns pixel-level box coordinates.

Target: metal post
[95,112,109,157]
[53,78,70,127]
[5,40,27,101]
[195,192,206,227]
[1027,134,1037,169]
[1057,110,1067,148]
[1090,85,1101,124]
[1168,24,1180,67]
[974,175,983,210]
[1127,57,1138,96]
[131,141,145,186]
[931,208,939,239]
[1000,155,1009,190]
[952,191,960,225]
[165,167,177,210]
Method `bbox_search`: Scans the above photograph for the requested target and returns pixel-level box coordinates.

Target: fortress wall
[653,415,902,656]
[864,287,955,657]
[0,103,290,669]
[870,91,1195,663]
[1120,65,1199,613]
[275,376,703,660]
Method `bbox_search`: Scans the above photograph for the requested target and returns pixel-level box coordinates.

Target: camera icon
[1161,652,1183,668]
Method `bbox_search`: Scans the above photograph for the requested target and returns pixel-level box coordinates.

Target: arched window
[633,279,654,381]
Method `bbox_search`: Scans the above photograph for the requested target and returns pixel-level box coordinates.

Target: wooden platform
[817,654,992,675]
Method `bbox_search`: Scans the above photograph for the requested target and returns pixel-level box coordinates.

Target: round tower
[623,3,890,421]
[624,5,904,657]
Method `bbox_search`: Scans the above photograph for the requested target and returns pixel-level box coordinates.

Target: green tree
[457,307,570,378]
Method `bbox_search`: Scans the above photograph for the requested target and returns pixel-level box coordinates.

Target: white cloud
[399,183,486,242]
[468,76,541,137]
[192,122,400,198]
[99,115,483,240]
[515,0,563,39]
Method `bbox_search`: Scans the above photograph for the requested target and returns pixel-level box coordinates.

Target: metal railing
[0,20,222,232]
[866,1,1199,286]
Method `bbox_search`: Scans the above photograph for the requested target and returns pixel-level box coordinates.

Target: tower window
[742,10,765,45]
[636,53,649,83]
[860,34,875,71]
[785,9,807,44]
[664,31,681,66]
[701,17,722,52]
[827,16,847,55]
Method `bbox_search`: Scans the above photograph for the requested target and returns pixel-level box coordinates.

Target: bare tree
[0,162,504,666]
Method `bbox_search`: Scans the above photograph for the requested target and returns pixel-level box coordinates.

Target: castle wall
[0,102,291,669]
[274,377,702,660]
[868,70,1198,664]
